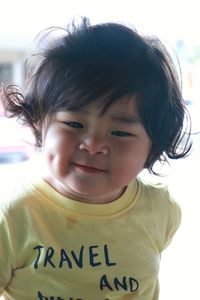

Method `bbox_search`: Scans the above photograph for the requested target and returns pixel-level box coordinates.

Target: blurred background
[0,0,200,299]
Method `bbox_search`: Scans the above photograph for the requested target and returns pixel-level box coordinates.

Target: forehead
[109,98,139,113]
[79,97,140,117]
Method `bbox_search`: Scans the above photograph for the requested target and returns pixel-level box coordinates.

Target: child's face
[42,99,151,204]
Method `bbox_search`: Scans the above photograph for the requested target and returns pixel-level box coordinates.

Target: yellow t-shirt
[0,178,181,300]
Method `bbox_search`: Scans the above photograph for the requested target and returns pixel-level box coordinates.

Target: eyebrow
[111,115,142,124]
[63,110,142,125]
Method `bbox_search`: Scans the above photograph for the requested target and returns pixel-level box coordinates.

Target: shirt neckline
[31,178,140,218]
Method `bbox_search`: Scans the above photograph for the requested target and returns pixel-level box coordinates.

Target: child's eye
[64,121,84,129]
[111,130,133,137]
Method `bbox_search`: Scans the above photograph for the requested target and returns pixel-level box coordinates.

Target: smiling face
[42,99,151,204]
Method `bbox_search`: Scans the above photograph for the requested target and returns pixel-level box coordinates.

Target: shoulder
[0,179,43,217]
[137,177,181,212]
[136,177,181,251]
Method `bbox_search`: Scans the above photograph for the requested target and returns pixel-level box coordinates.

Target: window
[0,63,13,85]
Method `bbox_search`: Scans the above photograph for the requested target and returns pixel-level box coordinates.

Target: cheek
[112,140,150,172]
[44,132,75,171]
[44,129,74,155]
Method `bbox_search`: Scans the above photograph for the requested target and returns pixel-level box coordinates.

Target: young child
[0,18,191,300]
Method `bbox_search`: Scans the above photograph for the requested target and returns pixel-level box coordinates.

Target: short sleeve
[162,192,181,251]
[0,210,15,295]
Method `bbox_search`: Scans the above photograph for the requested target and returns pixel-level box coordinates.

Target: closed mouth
[73,163,106,173]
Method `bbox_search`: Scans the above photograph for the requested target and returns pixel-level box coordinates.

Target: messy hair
[2,17,191,173]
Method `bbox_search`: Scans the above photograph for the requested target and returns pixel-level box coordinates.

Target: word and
[99,274,139,292]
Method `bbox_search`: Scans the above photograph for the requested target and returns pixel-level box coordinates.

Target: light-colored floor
[0,139,199,299]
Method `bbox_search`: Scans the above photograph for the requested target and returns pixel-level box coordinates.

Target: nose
[79,135,109,155]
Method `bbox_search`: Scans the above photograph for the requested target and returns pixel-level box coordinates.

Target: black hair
[2,17,191,174]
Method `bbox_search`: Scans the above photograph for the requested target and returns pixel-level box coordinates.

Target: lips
[73,163,106,174]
